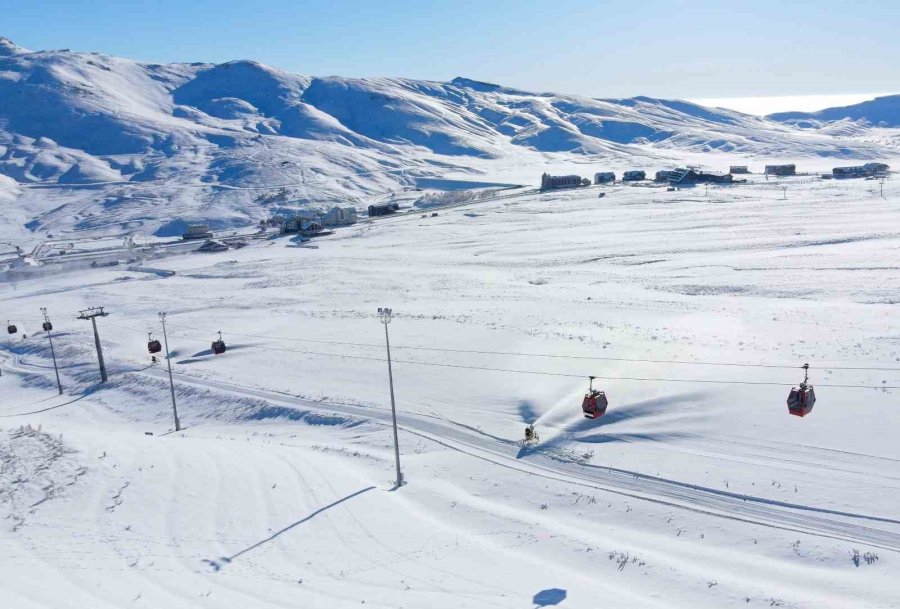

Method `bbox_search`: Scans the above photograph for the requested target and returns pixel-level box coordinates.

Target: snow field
[1,175,899,607]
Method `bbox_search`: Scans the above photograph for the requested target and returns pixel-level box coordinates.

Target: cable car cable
[40,316,900,391]
[95,320,900,390]
[108,312,900,373]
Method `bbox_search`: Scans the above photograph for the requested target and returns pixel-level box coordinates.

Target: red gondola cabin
[212,331,226,355]
[787,363,816,417]
[582,376,609,419]
[787,385,815,417]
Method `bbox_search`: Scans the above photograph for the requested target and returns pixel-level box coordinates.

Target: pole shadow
[203,485,377,572]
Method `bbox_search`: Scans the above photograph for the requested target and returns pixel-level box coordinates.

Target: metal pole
[41,308,63,395]
[78,307,109,383]
[379,307,403,487]
[159,313,181,431]
[91,317,108,383]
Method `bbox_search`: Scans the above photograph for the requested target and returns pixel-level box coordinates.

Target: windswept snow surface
[1,174,899,607]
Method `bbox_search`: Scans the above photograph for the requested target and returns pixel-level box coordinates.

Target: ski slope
[1,172,898,607]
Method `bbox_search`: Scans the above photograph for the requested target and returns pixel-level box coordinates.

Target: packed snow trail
[99,363,900,553]
[4,346,897,552]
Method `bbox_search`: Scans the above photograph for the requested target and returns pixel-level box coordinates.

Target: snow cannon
[787,363,816,417]
[582,376,608,419]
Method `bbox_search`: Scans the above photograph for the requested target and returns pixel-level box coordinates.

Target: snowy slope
[1,174,898,607]
[769,94,900,127]
[2,37,899,243]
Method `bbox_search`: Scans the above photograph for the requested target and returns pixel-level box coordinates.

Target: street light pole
[378,307,403,487]
[40,307,63,395]
[159,312,181,431]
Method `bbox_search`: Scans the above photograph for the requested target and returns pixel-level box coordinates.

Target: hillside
[769,94,900,127]
[0,36,898,242]
[2,176,898,608]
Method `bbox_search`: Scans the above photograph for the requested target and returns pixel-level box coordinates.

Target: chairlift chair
[147,333,162,355]
[7,321,17,334]
[787,363,816,417]
[212,331,227,355]
[582,376,609,419]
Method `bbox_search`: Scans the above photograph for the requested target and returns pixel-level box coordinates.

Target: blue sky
[4,0,898,103]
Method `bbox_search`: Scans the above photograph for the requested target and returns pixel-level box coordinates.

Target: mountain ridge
[0,37,897,241]
[768,94,900,127]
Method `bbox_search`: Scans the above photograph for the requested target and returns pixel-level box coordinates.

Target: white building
[322,207,358,226]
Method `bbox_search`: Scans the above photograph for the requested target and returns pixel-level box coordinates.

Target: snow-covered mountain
[768,94,900,127]
[0,36,897,241]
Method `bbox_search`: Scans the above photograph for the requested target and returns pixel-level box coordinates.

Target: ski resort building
[655,170,675,182]
[594,172,616,184]
[282,214,321,234]
[540,173,586,191]
[832,162,889,179]
[663,167,733,185]
[765,164,796,177]
[322,207,358,226]
[622,170,646,182]
[729,165,750,174]
[368,202,400,217]
[182,224,213,240]
[300,220,323,235]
